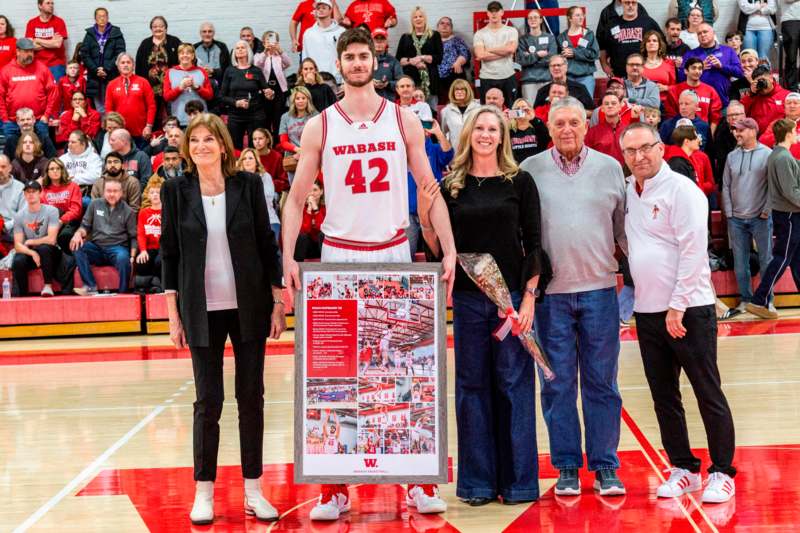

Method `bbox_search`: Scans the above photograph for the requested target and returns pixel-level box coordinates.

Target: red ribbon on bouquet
[492,306,521,341]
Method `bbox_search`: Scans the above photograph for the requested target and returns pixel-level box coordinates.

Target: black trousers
[634,305,736,477]
[57,221,79,255]
[263,87,286,142]
[11,244,61,296]
[190,309,267,481]
[228,110,266,150]
[479,75,517,107]
[783,21,800,91]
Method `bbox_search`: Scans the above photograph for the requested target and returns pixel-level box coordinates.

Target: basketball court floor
[2,313,800,532]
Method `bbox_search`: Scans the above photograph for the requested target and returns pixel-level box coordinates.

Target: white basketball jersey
[320,98,409,242]
[324,436,338,453]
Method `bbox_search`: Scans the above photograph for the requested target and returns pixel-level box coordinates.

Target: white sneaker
[41,285,54,297]
[702,472,735,503]
[309,486,350,520]
[244,478,279,522]
[656,468,702,498]
[73,286,97,296]
[406,484,447,514]
[189,481,214,525]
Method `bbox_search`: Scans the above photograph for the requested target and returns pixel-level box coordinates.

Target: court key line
[621,407,719,533]
[11,379,195,533]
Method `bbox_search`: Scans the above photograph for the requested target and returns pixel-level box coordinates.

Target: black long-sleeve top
[396,31,444,95]
[442,170,542,293]
[306,82,338,112]
[221,65,268,116]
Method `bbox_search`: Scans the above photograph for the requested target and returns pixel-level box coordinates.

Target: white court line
[12,404,166,533]
[11,380,194,532]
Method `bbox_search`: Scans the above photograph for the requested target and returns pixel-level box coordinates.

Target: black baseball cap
[487,1,503,12]
[23,180,42,191]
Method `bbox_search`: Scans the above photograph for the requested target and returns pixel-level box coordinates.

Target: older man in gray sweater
[748,118,800,318]
[520,96,628,497]
[722,117,773,313]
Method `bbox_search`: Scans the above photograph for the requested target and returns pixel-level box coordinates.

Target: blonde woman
[508,98,550,164]
[163,43,214,126]
[237,148,280,237]
[439,79,480,151]
[396,6,443,105]
[278,86,318,180]
[160,113,284,524]
[420,105,542,506]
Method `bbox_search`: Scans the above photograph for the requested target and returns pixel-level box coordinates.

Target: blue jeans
[535,286,622,471]
[74,241,131,292]
[618,285,635,322]
[728,216,773,303]
[753,211,800,305]
[3,120,52,150]
[49,64,66,82]
[405,214,420,261]
[745,29,775,61]
[453,291,539,501]
[570,74,595,100]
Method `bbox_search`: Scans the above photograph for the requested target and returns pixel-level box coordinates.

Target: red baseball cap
[372,28,388,39]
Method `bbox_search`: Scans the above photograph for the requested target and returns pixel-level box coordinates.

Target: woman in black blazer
[160,113,284,525]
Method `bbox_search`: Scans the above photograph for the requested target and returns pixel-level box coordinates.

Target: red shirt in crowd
[161,65,214,103]
[0,59,59,121]
[585,119,625,166]
[642,59,676,106]
[104,74,156,137]
[137,207,162,251]
[291,0,318,51]
[57,75,87,112]
[345,0,397,31]
[758,118,800,158]
[0,37,15,70]
[56,107,102,143]
[664,81,722,127]
[25,14,68,68]
[301,205,326,241]
[742,85,792,135]
[663,144,715,195]
[42,182,82,224]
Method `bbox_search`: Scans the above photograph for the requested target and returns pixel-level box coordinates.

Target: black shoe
[554,469,581,496]
[461,497,494,506]
[593,469,626,496]
[502,496,537,505]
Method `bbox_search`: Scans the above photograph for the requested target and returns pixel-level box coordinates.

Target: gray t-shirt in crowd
[279,112,316,148]
[13,204,61,241]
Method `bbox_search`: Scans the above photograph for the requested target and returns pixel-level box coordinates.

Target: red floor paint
[76,445,800,532]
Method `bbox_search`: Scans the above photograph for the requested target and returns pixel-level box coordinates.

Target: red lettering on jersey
[332,142,397,155]
[344,157,390,194]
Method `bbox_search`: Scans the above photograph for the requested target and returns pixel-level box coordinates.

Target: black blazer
[160,171,282,347]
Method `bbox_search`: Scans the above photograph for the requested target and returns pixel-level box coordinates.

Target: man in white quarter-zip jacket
[620,121,737,505]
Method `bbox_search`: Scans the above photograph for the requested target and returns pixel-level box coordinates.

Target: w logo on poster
[363,458,378,468]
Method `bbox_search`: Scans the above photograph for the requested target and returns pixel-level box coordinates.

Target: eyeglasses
[622,141,661,158]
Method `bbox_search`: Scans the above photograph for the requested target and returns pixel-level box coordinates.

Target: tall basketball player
[282,27,456,522]
[321,410,341,454]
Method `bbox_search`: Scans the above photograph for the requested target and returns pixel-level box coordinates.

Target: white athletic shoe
[189,481,214,525]
[656,468,702,498]
[41,285,54,297]
[702,472,736,503]
[406,484,447,514]
[309,486,350,520]
[244,478,279,521]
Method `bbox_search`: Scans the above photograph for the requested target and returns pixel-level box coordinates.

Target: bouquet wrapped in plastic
[457,253,555,381]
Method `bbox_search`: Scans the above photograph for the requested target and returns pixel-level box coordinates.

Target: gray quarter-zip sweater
[721,143,772,218]
[767,145,800,213]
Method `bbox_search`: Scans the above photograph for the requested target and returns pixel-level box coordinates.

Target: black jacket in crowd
[221,66,269,115]
[80,24,127,100]
[192,39,231,85]
[160,171,282,347]
[396,31,444,96]
[135,34,182,79]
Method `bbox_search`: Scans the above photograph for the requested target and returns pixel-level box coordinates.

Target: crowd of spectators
[1,0,800,312]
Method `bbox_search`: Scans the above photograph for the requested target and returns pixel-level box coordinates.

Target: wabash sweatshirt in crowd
[0,59,59,121]
[104,74,156,137]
